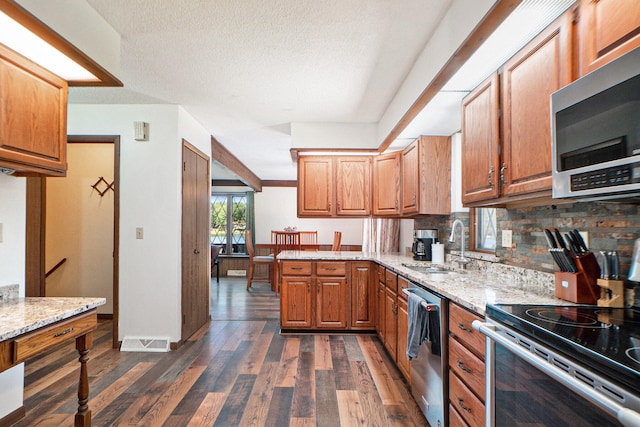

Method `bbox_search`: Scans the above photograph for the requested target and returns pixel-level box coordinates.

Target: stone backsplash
[414,200,640,305]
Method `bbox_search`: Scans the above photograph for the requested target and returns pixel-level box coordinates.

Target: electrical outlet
[136,227,144,239]
[502,230,513,248]
[579,231,589,249]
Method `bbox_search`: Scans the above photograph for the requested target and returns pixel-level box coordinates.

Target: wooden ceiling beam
[211,136,262,192]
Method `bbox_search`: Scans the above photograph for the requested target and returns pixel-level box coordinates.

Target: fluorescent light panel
[0,11,98,81]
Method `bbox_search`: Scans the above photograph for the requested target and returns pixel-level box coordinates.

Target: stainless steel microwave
[552,46,640,201]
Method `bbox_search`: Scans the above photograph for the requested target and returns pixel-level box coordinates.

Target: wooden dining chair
[210,244,224,283]
[272,231,301,294]
[332,231,342,251]
[246,230,274,291]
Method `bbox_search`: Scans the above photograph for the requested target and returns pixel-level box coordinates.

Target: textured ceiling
[69,0,454,180]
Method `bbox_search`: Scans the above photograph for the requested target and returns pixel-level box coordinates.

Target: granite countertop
[0,296,106,342]
[278,251,573,315]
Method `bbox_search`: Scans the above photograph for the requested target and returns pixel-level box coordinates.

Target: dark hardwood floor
[18,278,428,426]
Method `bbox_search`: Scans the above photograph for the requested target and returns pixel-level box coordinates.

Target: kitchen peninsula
[0,285,105,427]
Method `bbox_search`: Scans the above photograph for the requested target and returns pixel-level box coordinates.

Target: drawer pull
[457,360,471,374]
[457,322,472,332]
[291,267,303,270]
[457,398,472,413]
[54,327,75,337]
[356,267,368,271]
[324,267,337,271]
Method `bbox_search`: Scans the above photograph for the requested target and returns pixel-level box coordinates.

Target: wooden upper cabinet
[372,152,401,216]
[578,0,640,76]
[501,12,574,197]
[336,156,371,216]
[298,156,333,217]
[402,136,451,215]
[298,156,371,217]
[0,43,67,176]
[461,72,500,205]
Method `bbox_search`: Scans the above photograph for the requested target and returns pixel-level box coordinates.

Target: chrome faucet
[449,219,470,268]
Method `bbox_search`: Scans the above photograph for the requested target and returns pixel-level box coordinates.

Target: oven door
[473,320,640,427]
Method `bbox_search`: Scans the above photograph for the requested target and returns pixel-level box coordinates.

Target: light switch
[136,227,144,239]
[502,230,513,248]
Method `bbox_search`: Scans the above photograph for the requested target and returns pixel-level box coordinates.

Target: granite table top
[0,297,106,342]
[277,251,573,315]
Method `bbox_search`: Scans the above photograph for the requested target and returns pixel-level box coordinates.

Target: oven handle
[472,320,640,427]
[401,288,438,311]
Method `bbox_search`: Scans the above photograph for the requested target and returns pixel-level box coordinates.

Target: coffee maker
[412,229,438,260]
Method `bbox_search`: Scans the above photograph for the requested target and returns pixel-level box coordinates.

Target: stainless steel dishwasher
[402,282,448,427]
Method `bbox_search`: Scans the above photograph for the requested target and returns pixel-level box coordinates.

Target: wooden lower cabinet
[449,302,486,427]
[376,277,386,341]
[280,260,375,331]
[384,286,397,360]
[396,295,410,382]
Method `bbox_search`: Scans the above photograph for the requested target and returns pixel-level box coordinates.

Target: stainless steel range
[474,304,640,427]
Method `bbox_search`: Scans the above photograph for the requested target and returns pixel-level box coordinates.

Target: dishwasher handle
[401,288,439,311]
[472,320,640,427]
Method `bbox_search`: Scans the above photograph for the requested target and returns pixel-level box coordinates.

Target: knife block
[596,279,625,308]
[554,252,600,304]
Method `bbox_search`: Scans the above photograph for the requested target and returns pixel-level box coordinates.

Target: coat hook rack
[90,177,115,197]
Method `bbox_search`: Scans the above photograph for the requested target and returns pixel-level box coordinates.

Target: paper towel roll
[431,243,445,264]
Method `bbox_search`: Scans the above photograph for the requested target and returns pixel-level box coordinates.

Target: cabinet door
[281,276,313,328]
[401,141,419,214]
[316,277,348,329]
[351,262,375,329]
[372,152,401,216]
[397,296,411,382]
[336,157,371,216]
[377,280,386,340]
[416,136,451,215]
[578,0,640,76]
[0,44,67,176]
[501,13,574,197]
[461,72,500,205]
[384,287,397,361]
[297,157,333,216]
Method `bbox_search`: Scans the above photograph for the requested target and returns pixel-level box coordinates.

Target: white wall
[291,122,378,149]
[68,104,211,342]
[254,187,364,246]
[0,174,26,419]
[46,143,114,313]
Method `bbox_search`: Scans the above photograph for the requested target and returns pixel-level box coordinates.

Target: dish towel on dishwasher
[406,292,429,360]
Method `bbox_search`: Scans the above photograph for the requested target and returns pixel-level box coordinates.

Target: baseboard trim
[0,406,25,427]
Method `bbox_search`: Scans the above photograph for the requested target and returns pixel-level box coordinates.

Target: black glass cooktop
[486,304,640,395]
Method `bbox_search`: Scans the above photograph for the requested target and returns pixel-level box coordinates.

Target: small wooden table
[0,297,105,426]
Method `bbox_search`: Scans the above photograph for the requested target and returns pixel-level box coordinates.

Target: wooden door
[336,157,371,216]
[401,141,419,214]
[384,286,397,361]
[461,72,501,205]
[350,262,375,329]
[377,279,386,340]
[372,152,401,216]
[181,141,210,341]
[501,13,573,197]
[298,156,333,216]
[397,296,411,382]
[316,277,348,329]
[281,276,313,328]
[578,0,640,76]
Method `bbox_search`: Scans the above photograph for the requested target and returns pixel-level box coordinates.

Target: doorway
[25,135,120,348]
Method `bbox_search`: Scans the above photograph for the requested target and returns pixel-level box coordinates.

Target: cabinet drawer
[397,276,409,301]
[450,336,485,400]
[13,310,97,363]
[384,269,397,292]
[449,303,485,356]
[281,261,312,276]
[449,371,485,427]
[316,261,346,276]
[449,404,470,427]
[377,264,385,283]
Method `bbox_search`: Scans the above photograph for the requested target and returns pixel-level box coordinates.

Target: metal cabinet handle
[457,322,472,332]
[55,327,74,337]
[488,166,495,188]
[324,267,337,271]
[291,267,303,270]
[457,360,471,374]
[356,267,368,271]
[194,249,200,254]
[457,398,472,413]
[500,163,508,185]
[307,282,310,292]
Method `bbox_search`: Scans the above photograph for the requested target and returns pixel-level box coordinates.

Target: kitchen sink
[401,264,464,275]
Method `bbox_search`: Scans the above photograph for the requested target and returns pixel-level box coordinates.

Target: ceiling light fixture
[0,1,121,86]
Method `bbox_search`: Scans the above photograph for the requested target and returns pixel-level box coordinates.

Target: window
[471,207,497,252]
[211,193,248,254]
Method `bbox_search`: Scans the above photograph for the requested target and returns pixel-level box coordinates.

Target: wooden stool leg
[75,333,93,427]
